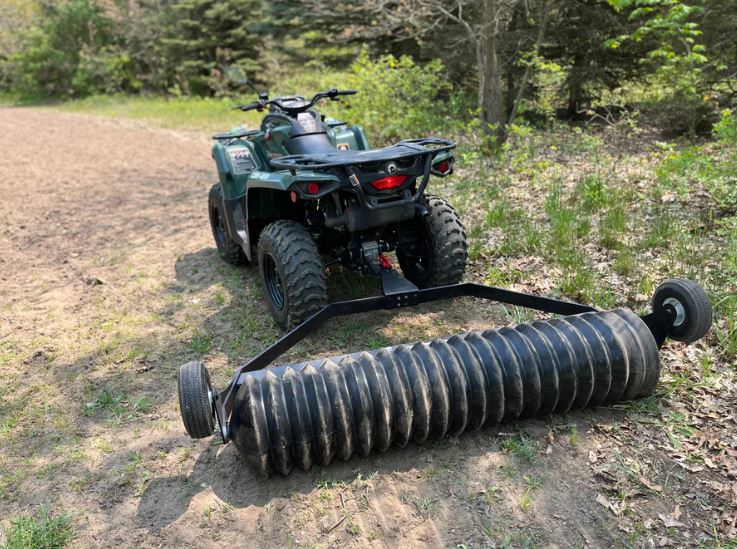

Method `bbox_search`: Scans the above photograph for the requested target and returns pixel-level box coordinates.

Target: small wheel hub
[663,297,686,327]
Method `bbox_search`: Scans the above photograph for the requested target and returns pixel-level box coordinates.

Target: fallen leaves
[596,493,621,516]
[636,474,663,493]
[658,513,686,529]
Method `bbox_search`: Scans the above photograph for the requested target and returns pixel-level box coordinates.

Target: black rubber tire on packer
[651,278,711,343]
[178,360,215,439]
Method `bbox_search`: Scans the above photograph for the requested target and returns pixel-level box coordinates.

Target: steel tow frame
[210,269,678,442]
[209,269,627,442]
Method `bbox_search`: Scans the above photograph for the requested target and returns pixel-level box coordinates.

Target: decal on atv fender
[228,147,256,175]
[250,171,272,181]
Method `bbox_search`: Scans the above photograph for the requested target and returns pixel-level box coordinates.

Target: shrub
[714,110,737,144]
[4,0,121,97]
[337,50,459,145]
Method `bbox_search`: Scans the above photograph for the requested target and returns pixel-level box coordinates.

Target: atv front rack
[207,270,681,443]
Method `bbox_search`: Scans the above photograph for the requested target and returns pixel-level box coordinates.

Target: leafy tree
[607,0,713,134]
[4,0,130,96]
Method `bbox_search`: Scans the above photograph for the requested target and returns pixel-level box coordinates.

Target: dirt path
[0,107,733,548]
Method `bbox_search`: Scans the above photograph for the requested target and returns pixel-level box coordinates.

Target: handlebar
[235,88,357,114]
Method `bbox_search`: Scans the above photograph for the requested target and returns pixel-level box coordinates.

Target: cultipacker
[178,275,711,476]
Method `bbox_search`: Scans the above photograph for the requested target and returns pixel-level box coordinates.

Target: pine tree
[160,0,265,95]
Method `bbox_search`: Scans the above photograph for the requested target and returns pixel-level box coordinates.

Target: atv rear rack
[271,138,455,212]
[269,137,455,171]
[207,269,681,443]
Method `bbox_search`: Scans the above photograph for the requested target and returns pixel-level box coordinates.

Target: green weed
[577,174,608,212]
[641,210,679,250]
[613,248,636,276]
[86,386,125,415]
[519,475,541,512]
[600,203,628,250]
[189,333,212,355]
[1,507,74,549]
[500,432,541,463]
[714,295,737,359]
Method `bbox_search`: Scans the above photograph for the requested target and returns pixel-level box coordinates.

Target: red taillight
[306,182,320,194]
[436,160,450,174]
[370,175,408,191]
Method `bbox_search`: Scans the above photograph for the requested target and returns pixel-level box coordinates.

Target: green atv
[208,88,467,328]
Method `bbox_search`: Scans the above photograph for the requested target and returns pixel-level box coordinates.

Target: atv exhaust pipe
[229,309,659,476]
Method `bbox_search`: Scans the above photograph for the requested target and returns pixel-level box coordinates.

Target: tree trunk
[481,0,506,142]
[508,0,551,127]
[566,57,584,118]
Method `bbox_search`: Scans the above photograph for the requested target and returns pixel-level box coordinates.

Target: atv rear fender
[326,120,369,151]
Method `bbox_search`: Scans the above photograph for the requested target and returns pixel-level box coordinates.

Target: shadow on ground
[133,409,623,532]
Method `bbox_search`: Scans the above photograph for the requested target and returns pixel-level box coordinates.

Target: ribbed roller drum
[229,308,660,477]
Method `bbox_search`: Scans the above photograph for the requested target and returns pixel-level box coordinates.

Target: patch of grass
[213,290,227,306]
[664,411,698,448]
[714,295,737,359]
[131,395,152,414]
[401,494,436,519]
[1,507,74,549]
[485,266,523,287]
[482,484,501,506]
[641,210,679,250]
[314,476,346,490]
[345,520,361,537]
[84,388,152,424]
[49,94,263,132]
[600,203,628,250]
[189,333,212,355]
[558,262,615,309]
[327,317,390,349]
[519,475,541,513]
[500,432,541,464]
[613,248,636,276]
[485,200,542,257]
[577,173,608,212]
[85,386,125,416]
[478,519,538,548]
[0,467,27,502]
[501,305,537,325]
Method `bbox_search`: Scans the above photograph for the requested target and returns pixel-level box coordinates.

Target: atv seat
[284,132,340,155]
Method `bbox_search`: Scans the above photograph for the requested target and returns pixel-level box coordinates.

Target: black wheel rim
[263,253,285,310]
[212,206,227,247]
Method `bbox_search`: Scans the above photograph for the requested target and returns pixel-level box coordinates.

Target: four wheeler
[208,88,467,328]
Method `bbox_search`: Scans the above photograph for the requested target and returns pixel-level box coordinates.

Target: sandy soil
[0,106,734,548]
